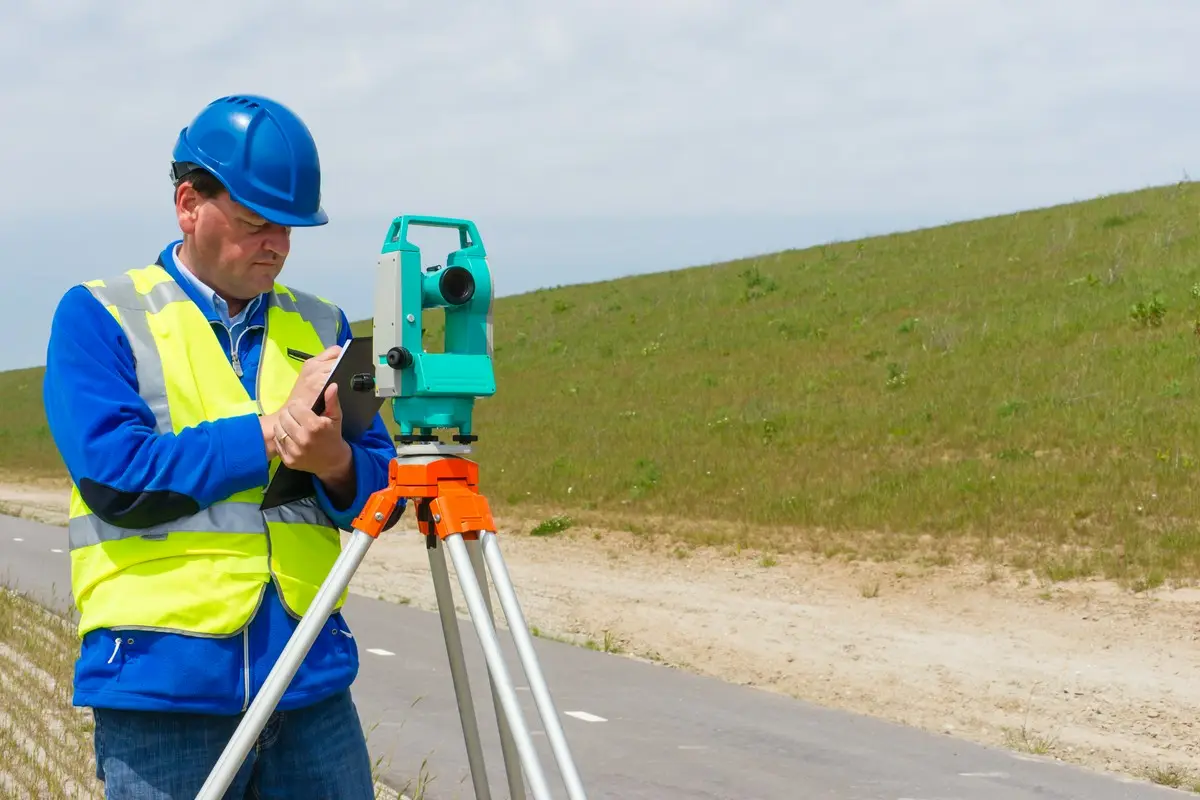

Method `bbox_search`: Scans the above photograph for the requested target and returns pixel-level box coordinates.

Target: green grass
[12,181,1200,585]
[0,366,62,481]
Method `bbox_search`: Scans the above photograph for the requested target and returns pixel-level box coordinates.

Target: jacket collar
[155,240,269,329]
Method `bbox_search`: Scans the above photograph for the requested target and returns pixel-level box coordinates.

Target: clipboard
[261,336,387,510]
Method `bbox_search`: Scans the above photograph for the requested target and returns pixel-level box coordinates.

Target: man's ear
[175,183,201,235]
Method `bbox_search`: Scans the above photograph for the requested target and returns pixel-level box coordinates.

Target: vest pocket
[74,628,249,712]
[76,630,127,686]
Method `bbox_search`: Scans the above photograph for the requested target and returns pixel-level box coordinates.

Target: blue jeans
[92,690,376,799]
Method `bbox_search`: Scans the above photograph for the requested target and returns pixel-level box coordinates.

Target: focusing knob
[386,347,413,369]
[350,373,375,392]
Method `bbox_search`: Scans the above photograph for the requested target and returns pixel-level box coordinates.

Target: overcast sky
[2,0,1197,371]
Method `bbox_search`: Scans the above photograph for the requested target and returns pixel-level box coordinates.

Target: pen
[287,348,314,361]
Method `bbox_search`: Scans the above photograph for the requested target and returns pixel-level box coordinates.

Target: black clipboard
[261,336,387,510]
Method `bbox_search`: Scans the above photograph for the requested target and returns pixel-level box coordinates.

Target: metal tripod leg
[481,531,588,800]
[443,532,555,800]
[196,528,376,800]
[467,537,527,800]
[428,538,492,800]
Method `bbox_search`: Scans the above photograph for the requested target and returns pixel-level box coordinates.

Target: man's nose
[262,224,292,256]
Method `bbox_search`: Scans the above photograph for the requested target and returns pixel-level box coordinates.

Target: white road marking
[565,711,606,723]
[678,745,707,750]
[960,772,1008,778]
[367,648,395,656]
[50,548,63,554]
[12,537,23,542]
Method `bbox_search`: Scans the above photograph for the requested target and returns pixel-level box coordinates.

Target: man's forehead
[222,195,268,225]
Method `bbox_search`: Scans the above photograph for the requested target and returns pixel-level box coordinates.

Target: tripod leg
[196,527,376,800]
[480,531,588,800]
[444,533,554,800]
[428,538,492,800]
[467,537,527,800]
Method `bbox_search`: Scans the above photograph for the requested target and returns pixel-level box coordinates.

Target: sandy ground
[4,481,1198,791]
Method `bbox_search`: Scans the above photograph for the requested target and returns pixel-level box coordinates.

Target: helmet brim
[237,195,329,228]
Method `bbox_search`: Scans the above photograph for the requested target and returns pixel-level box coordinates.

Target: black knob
[386,347,413,369]
[351,373,375,392]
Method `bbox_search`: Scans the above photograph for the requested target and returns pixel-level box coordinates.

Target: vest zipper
[252,315,266,415]
[243,305,259,714]
[241,307,261,715]
[231,324,256,378]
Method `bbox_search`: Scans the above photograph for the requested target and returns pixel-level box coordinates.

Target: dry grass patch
[0,586,100,798]
[0,585,414,799]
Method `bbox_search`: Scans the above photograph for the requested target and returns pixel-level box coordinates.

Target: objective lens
[439,267,475,305]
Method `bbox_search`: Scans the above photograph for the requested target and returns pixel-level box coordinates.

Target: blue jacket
[42,240,399,715]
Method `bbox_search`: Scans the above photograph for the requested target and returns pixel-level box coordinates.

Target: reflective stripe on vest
[68,264,351,638]
[67,499,334,550]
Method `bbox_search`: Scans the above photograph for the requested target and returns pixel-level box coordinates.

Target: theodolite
[372,215,496,442]
[196,216,587,800]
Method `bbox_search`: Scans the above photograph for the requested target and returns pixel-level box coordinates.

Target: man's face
[175,183,292,300]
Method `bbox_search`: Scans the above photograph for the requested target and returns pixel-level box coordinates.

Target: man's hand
[289,345,342,409]
[273,383,356,505]
[260,345,341,461]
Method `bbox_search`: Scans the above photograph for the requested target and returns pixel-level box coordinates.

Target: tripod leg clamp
[351,487,407,537]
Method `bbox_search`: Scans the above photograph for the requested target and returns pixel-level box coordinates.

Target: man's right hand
[288,345,342,409]
[261,345,341,459]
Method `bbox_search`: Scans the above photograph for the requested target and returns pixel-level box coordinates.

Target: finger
[279,404,316,447]
[274,416,297,461]
[299,346,339,375]
[286,401,333,441]
[321,383,342,421]
[286,400,320,429]
[300,359,335,383]
[314,345,342,362]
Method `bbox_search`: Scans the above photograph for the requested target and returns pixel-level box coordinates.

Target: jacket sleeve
[311,308,402,530]
[43,285,271,529]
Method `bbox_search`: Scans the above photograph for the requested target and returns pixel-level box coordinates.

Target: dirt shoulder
[4,482,1197,792]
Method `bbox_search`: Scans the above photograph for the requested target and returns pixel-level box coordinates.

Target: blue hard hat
[171,94,328,227]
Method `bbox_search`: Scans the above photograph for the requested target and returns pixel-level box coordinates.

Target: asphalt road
[0,514,1186,800]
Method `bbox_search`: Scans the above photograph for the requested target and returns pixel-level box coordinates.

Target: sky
[2,0,1198,371]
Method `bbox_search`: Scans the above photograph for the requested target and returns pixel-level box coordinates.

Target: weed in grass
[1142,764,1200,792]
[530,515,572,536]
[584,630,623,654]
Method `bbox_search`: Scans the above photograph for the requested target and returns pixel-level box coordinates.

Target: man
[42,94,399,798]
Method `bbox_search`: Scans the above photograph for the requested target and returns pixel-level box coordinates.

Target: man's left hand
[274,383,355,499]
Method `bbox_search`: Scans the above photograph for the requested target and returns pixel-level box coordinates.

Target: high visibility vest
[67,263,350,638]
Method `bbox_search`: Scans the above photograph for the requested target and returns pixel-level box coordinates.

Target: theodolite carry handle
[383,215,485,255]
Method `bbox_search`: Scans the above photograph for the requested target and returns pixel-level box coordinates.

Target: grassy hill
[9,181,1200,586]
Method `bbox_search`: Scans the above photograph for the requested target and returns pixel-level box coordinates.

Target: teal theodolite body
[372,215,496,443]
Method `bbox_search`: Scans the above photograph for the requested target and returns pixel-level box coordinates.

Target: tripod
[196,441,588,800]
